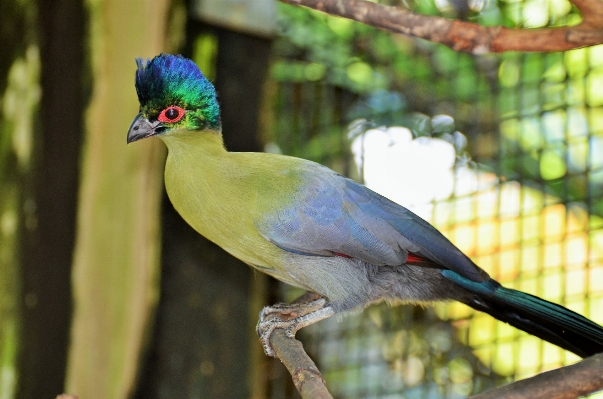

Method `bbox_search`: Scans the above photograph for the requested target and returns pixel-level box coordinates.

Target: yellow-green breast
[160,130,306,274]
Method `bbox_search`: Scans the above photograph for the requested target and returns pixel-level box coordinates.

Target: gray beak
[127,113,163,143]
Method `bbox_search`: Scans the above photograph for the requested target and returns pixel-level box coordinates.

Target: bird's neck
[159,129,231,213]
[158,128,280,266]
[160,129,227,158]
[159,128,238,235]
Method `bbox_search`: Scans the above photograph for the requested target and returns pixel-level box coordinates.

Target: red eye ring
[158,106,186,123]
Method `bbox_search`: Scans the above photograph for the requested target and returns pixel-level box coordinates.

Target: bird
[127,53,603,358]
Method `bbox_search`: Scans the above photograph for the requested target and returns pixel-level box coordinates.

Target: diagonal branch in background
[279,0,603,53]
[470,352,603,399]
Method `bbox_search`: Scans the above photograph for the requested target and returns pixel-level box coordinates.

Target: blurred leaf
[499,59,520,88]
[540,149,567,180]
[432,114,455,134]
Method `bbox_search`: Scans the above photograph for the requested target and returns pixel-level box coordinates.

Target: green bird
[128,54,603,358]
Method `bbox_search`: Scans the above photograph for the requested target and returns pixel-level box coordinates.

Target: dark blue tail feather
[442,270,603,358]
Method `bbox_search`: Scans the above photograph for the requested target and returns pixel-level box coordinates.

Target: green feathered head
[128,54,220,143]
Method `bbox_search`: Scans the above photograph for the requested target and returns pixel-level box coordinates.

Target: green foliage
[271,3,501,168]
[0,45,39,399]
[497,48,603,212]
[271,0,601,216]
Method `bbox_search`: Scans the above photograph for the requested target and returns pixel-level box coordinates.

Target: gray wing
[257,167,488,282]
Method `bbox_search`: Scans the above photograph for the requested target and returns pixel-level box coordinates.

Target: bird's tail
[442,270,603,358]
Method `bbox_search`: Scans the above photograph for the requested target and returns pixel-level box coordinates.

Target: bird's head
[127,54,220,143]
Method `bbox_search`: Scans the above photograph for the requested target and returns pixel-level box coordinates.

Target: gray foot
[256,298,335,357]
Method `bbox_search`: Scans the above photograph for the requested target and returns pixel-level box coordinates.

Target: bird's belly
[185,208,281,266]
[165,187,323,290]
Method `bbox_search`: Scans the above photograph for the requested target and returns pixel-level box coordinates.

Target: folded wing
[257,167,488,282]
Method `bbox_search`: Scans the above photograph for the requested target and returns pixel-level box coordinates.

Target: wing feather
[257,165,488,282]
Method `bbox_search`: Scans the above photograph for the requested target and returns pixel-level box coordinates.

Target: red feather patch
[332,252,431,263]
[406,254,428,263]
[333,252,353,259]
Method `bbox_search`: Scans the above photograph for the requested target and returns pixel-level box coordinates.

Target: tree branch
[470,353,603,399]
[267,292,333,398]
[270,329,334,399]
[279,0,603,53]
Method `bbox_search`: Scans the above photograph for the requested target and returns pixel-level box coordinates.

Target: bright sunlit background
[265,8,603,392]
[350,122,603,377]
[277,111,603,397]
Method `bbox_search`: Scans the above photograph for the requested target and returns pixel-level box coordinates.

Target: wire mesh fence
[263,2,603,398]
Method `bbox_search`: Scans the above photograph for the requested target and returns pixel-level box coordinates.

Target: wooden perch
[269,293,603,398]
[279,0,603,53]
[267,291,333,398]
[271,329,333,399]
[273,325,603,399]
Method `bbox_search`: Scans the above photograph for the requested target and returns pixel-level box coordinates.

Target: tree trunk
[17,0,85,397]
[65,0,168,398]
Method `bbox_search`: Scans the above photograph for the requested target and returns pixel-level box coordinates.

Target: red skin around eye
[157,106,186,123]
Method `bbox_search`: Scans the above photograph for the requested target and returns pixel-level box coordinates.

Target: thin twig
[279,0,603,53]
[470,352,603,399]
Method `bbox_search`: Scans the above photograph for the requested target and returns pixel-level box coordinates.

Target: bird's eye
[158,106,186,123]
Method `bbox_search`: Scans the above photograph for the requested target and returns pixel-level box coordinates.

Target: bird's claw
[256,298,334,358]
[259,298,326,321]
[256,316,299,357]
[256,317,280,357]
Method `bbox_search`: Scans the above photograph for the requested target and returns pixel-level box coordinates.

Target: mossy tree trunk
[0,1,40,398]
[14,0,85,397]
[65,0,170,398]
